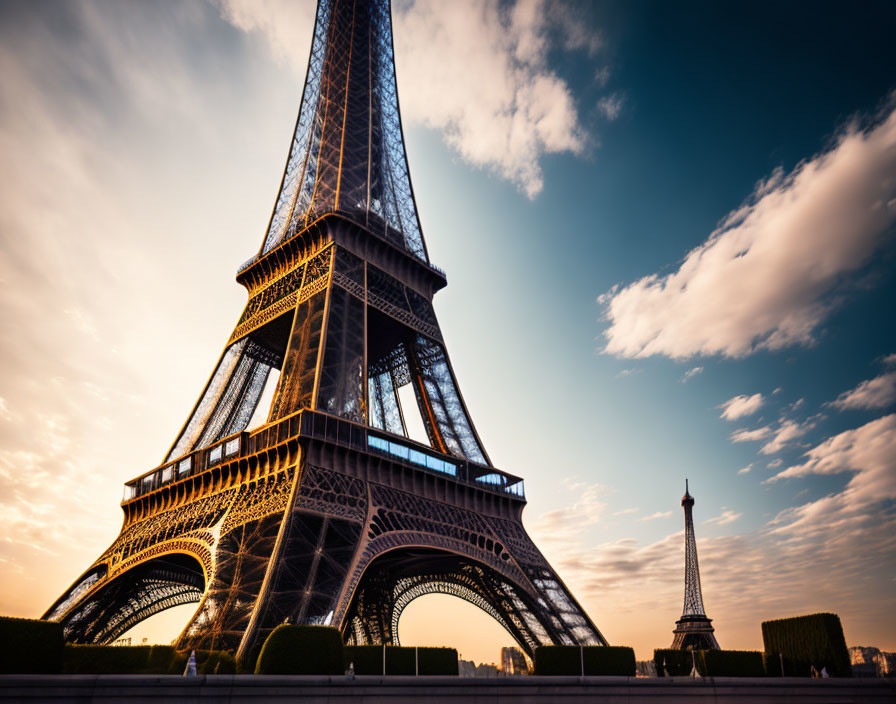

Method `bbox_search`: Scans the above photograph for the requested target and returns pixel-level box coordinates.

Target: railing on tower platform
[122,409,523,503]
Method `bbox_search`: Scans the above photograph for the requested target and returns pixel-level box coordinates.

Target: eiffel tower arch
[44,0,607,663]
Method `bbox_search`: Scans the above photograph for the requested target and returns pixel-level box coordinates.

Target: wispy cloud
[597,93,624,121]
[533,481,609,541]
[730,426,773,443]
[681,366,703,383]
[729,417,814,454]
[719,393,764,420]
[830,371,896,411]
[598,103,896,359]
[213,0,315,71]
[641,510,673,521]
[737,464,752,474]
[767,414,896,525]
[546,509,896,659]
[760,418,815,455]
[704,508,742,526]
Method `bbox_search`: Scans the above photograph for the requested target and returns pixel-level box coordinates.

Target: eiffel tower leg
[330,482,606,657]
[43,440,301,650]
[211,455,608,664]
[43,553,207,645]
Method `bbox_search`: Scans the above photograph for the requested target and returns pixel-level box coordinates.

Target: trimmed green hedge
[0,616,64,674]
[417,647,458,676]
[343,646,458,675]
[63,645,174,674]
[64,645,235,675]
[534,645,636,676]
[655,649,765,677]
[254,625,344,675]
[762,613,851,677]
[169,649,236,675]
[654,649,694,676]
[698,649,765,677]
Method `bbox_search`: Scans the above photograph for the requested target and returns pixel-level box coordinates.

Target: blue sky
[0,0,894,662]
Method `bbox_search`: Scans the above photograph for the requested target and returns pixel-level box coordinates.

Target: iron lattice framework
[670,481,720,650]
[43,0,606,664]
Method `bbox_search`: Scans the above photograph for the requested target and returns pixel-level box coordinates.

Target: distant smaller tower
[671,480,719,650]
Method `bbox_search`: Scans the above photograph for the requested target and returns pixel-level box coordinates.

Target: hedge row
[64,645,172,675]
[655,648,775,677]
[0,616,64,674]
[343,645,458,675]
[255,625,344,675]
[63,645,235,674]
[255,626,459,675]
[534,645,635,676]
[654,649,694,677]
[761,613,851,678]
[0,615,238,675]
[699,650,765,677]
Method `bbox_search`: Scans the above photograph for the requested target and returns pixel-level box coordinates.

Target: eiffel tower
[43,0,606,663]
[670,481,719,650]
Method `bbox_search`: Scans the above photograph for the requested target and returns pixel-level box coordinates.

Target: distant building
[501,646,530,675]
[636,660,657,677]
[875,652,896,677]
[459,660,500,678]
[848,647,896,677]
[850,646,880,666]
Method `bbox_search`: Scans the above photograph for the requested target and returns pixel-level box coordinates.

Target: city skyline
[1,0,894,663]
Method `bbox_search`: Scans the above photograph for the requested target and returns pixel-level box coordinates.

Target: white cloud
[719,393,764,420]
[704,508,742,525]
[729,417,813,453]
[767,458,783,468]
[217,0,602,198]
[681,366,703,382]
[737,464,752,474]
[882,353,896,367]
[760,418,814,455]
[599,104,896,359]
[533,482,609,541]
[597,93,624,121]
[767,414,896,524]
[830,371,896,411]
[730,426,772,443]
[213,0,316,72]
[641,510,673,521]
[546,0,604,56]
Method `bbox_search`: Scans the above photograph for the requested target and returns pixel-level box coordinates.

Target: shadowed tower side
[671,480,720,650]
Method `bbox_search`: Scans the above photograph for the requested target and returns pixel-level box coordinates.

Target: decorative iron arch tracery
[57,553,205,645]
